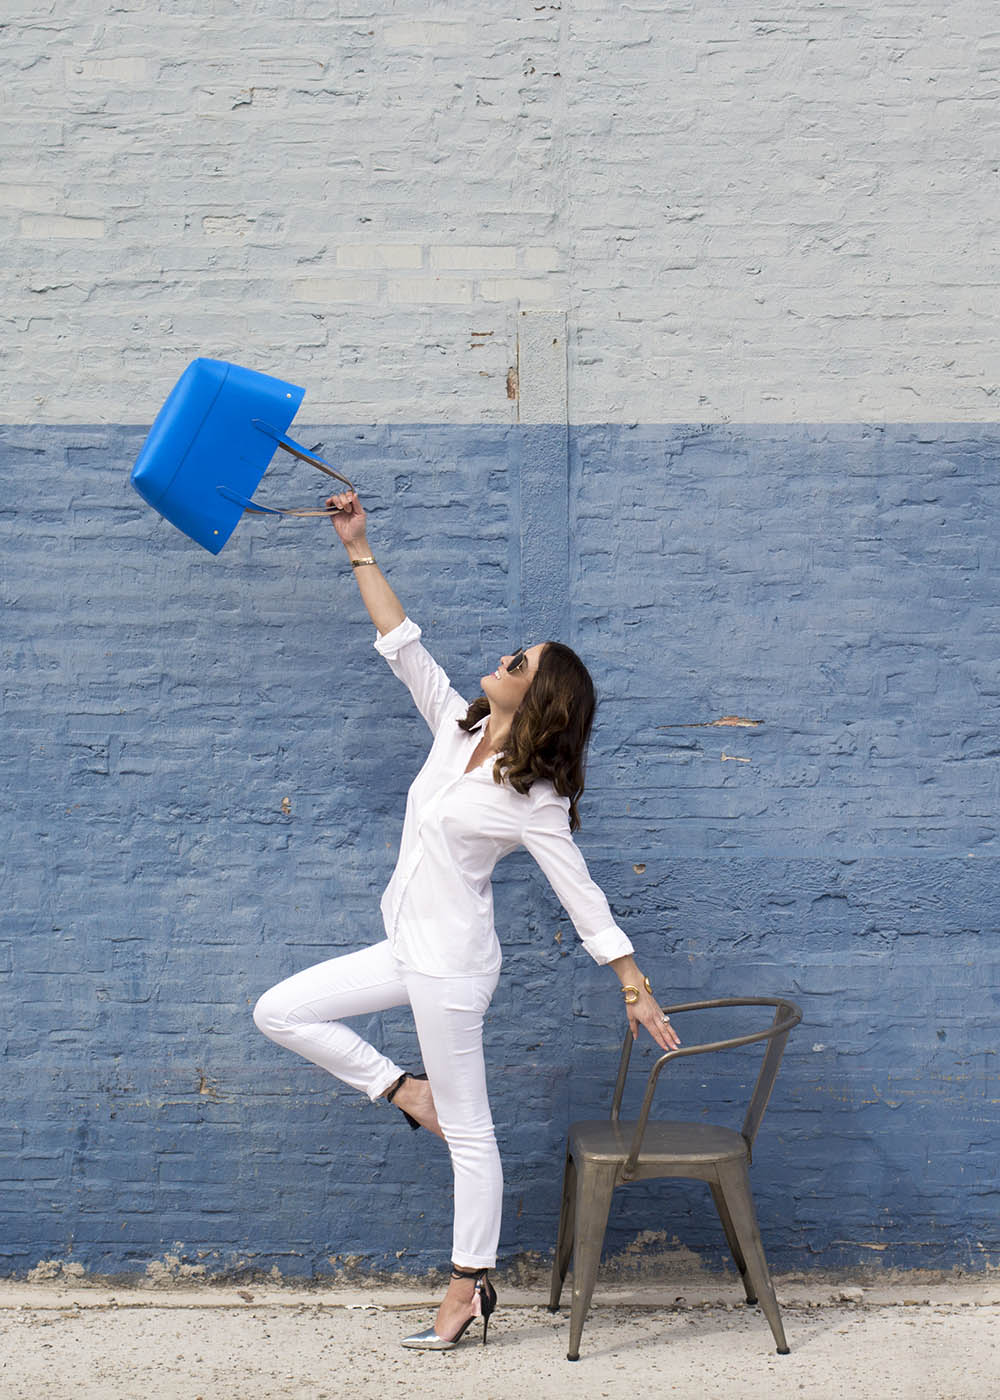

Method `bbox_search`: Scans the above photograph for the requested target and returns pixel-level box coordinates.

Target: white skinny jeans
[253,940,502,1270]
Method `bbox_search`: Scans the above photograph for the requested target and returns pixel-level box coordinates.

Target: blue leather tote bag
[130,358,354,554]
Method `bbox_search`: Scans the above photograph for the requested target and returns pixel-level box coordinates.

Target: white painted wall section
[2,2,997,424]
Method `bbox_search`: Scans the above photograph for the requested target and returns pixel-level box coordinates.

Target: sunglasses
[506,648,529,675]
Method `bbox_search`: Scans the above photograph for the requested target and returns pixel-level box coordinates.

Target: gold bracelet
[622,975,654,1005]
[351,556,377,568]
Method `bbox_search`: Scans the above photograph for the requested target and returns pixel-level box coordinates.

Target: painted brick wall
[2,1,997,425]
[2,1,999,1282]
[3,420,998,1279]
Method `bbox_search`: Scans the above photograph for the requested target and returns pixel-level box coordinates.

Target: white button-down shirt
[374,617,635,978]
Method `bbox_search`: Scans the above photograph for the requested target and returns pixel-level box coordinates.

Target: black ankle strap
[385,1073,408,1104]
[451,1265,488,1280]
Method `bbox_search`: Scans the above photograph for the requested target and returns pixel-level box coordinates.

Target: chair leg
[565,1162,618,1362]
[548,1150,577,1312]
[715,1159,790,1355]
[710,1181,757,1304]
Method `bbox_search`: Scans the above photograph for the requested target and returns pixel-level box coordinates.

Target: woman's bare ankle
[433,1272,479,1337]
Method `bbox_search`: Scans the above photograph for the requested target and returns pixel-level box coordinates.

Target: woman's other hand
[627,983,682,1053]
[609,955,682,1053]
[327,491,367,547]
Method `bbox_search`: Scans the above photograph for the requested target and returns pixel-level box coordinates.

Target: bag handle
[215,422,358,518]
[215,486,337,517]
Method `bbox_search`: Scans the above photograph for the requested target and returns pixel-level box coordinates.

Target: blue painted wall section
[1,422,997,1278]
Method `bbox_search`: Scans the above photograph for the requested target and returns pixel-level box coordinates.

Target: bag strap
[215,421,358,518]
[215,486,338,517]
[252,421,357,493]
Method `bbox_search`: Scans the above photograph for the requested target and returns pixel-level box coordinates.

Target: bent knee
[252,987,288,1039]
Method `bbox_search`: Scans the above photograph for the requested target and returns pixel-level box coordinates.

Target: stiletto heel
[400,1266,498,1349]
[385,1071,428,1131]
[481,1292,494,1346]
[467,1268,497,1347]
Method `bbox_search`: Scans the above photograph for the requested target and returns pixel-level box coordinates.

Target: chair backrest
[609,997,802,1178]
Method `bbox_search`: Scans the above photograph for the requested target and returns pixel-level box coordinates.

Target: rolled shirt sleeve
[374,617,469,735]
[521,794,635,966]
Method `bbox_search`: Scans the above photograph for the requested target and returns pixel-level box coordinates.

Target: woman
[253,491,680,1350]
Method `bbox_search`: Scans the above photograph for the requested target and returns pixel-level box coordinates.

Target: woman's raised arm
[328,491,406,636]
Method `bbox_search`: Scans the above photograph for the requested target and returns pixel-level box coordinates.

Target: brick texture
[2,421,999,1280]
[2,0,999,1284]
[1,2,998,423]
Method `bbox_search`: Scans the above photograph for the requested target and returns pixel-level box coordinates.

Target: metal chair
[548,996,803,1361]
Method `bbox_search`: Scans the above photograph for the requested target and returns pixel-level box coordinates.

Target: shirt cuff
[373,616,422,659]
[581,925,635,966]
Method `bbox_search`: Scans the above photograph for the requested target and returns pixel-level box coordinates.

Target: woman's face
[481,643,546,710]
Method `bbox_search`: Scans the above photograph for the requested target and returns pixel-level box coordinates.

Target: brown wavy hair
[457,642,597,830]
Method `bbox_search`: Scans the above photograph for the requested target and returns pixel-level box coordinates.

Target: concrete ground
[1,1277,996,1400]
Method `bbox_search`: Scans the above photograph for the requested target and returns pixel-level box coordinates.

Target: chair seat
[569,1118,749,1171]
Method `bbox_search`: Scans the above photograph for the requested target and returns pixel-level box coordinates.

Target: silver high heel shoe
[401,1266,498,1349]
